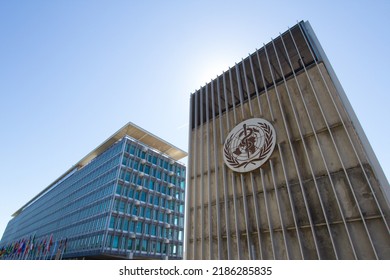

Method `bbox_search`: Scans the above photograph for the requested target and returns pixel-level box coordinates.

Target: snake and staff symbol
[233,124,259,159]
[223,118,276,173]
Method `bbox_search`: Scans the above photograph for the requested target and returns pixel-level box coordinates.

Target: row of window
[105,234,183,257]
[114,200,167,220]
[124,140,184,176]
[65,233,183,258]
[118,172,185,198]
[109,217,173,237]
[70,140,123,183]
[66,234,105,253]
[114,186,181,210]
[70,155,121,194]
[119,165,184,187]
[56,198,112,231]
[109,216,183,241]
[18,180,115,239]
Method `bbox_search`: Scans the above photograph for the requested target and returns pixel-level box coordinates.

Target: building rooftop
[12,122,187,217]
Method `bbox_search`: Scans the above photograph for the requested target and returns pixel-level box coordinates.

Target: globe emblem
[223,118,276,173]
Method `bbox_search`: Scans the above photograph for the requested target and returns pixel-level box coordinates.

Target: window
[113,236,119,249]
[152,209,158,220]
[136,222,142,233]
[142,240,148,252]
[148,180,154,190]
[130,221,135,232]
[121,237,126,250]
[174,216,179,226]
[156,242,161,253]
[122,186,128,197]
[113,200,119,212]
[128,188,134,198]
[116,217,122,229]
[145,207,151,219]
[151,224,156,236]
[119,201,125,212]
[109,217,115,229]
[116,184,122,195]
[125,171,130,182]
[140,191,146,202]
[123,219,129,231]
[127,239,133,250]
[122,156,128,166]
[106,235,112,247]
[120,170,126,180]
[144,223,150,235]
[129,145,135,155]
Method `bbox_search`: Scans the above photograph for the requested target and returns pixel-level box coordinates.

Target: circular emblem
[223,118,276,173]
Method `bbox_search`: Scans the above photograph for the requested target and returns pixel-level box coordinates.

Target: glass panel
[140,191,146,202]
[142,240,148,252]
[109,216,115,229]
[136,222,142,233]
[113,236,119,249]
[127,239,133,250]
[116,184,122,195]
[119,201,125,212]
[123,219,129,231]
[145,208,151,219]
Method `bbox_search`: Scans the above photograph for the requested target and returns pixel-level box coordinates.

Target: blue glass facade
[0,130,186,260]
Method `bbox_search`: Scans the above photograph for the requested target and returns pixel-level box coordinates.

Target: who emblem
[223,118,276,173]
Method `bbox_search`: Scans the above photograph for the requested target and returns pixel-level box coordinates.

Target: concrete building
[0,122,187,259]
[185,21,390,260]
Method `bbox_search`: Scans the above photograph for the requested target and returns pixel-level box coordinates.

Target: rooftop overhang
[77,121,187,168]
[12,122,187,217]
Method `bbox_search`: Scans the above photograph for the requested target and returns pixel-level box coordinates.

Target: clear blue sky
[1,0,389,238]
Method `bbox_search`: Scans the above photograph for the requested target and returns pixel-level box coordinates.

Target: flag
[18,239,26,258]
[46,234,53,254]
[50,239,58,260]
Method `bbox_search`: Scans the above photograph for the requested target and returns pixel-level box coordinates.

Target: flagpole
[60,238,68,260]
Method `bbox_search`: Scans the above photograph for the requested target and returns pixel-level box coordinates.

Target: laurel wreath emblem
[224,122,274,169]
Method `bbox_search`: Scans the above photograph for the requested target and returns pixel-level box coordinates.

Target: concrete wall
[186,24,390,259]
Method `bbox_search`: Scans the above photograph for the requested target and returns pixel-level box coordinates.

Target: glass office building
[0,122,187,260]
